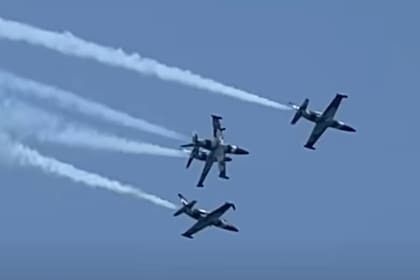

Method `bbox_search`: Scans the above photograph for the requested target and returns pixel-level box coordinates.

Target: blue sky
[0,1,419,279]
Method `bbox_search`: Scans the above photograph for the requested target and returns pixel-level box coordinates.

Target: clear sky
[0,1,419,279]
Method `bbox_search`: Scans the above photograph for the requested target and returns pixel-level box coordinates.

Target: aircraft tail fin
[174,194,197,216]
[290,98,309,125]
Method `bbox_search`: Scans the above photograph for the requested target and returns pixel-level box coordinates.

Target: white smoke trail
[0,17,291,110]
[1,136,176,209]
[42,127,188,158]
[0,69,187,141]
[0,98,187,158]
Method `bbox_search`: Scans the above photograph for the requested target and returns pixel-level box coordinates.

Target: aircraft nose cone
[344,125,356,132]
[340,124,356,132]
[236,147,249,155]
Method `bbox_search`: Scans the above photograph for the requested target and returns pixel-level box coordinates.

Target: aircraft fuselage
[302,110,356,132]
[184,207,205,220]
[194,151,232,163]
[184,205,238,233]
[195,138,249,155]
[301,110,321,122]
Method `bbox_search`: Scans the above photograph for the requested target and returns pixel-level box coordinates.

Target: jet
[289,93,356,150]
[173,193,238,239]
[180,115,249,187]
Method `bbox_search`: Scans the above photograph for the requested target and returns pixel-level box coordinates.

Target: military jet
[289,93,356,150]
[173,193,238,239]
[180,115,249,187]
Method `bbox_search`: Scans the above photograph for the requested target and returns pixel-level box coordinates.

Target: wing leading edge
[304,122,329,150]
[206,202,236,220]
[181,218,212,238]
[320,93,348,120]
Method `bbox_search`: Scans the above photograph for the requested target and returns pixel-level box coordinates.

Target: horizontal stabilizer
[186,145,200,168]
[174,198,197,216]
[180,133,199,148]
[186,156,194,168]
[290,98,309,125]
[180,143,194,148]
[177,193,188,204]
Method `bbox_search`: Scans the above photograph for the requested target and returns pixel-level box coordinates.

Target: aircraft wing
[196,150,215,187]
[206,202,235,221]
[304,122,329,150]
[211,115,225,140]
[320,94,348,120]
[182,218,212,237]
